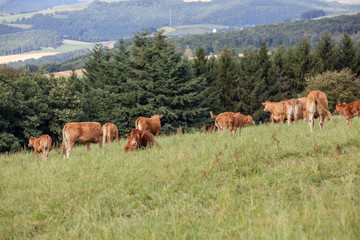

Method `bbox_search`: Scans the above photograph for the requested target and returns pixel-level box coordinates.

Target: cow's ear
[307,91,310,95]
[159,115,163,118]
[261,102,265,105]
[125,133,131,137]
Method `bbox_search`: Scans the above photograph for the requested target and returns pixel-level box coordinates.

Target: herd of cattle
[27,90,360,160]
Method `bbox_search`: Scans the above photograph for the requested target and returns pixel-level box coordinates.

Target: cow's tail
[135,118,141,129]
[315,97,332,121]
[62,124,69,156]
[103,125,107,143]
[210,111,217,118]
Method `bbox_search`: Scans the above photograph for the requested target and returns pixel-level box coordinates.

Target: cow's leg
[86,143,91,152]
[66,142,74,158]
[347,117,351,126]
[41,145,47,160]
[308,112,315,132]
[287,114,291,126]
[319,114,325,131]
[99,139,103,150]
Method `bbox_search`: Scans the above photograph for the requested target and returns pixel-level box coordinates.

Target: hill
[1,0,359,42]
[1,116,359,238]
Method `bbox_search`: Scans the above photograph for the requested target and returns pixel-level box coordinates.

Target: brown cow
[102,122,118,143]
[297,97,308,120]
[210,111,234,132]
[229,113,255,135]
[262,101,286,124]
[335,100,360,126]
[306,90,332,132]
[283,99,303,126]
[135,115,163,137]
[28,134,52,160]
[124,129,159,151]
[62,122,103,158]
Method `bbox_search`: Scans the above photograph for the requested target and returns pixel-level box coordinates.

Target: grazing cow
[62,122,103,158]
[210,111,234,132]
[261,101,286,124]
[135,114,163,137]
[297,97,308,120]
[102,122,118,143]
[283,99,303,125]
[124,129,159,151]
[306,90,332,132]
[335,100,360,126]
[28,134,52,160]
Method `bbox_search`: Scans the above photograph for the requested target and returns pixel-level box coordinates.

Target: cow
[261,101,286,124]
[28,134,52,160]
[334,100,360,126]
[102,122,119,143]
[62,122,103,158]
[210,111,235,132]
[124,129,159,151]
[135,114,163,137]
[306,90,332,132]
[229,113,255,135]
[297,97,308,120]
[283,99,303,126]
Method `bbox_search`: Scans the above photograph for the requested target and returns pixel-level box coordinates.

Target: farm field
[159,24,231,37]
[0,115,359,239]
[0,39,114,64]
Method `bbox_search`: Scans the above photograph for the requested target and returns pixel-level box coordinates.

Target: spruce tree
[315,31,336,73]
[338,33,357,73]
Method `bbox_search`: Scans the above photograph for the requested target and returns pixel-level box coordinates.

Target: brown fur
[262,101,286,124]
[283,99,303,126]
[102,122,119,143]
[28,134,52,160]
[306,90,332,132]
[124,129,158,151]
[62,122,103,158]
[297,97,308,120]
[135,114,163,137]
[335,100,360,126]
[210,111,235,132]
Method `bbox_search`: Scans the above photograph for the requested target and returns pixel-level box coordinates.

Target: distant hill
[3,0,360,41]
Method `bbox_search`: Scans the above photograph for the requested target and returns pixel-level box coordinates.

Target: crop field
[0,115,359,239]
[160,24,230,36]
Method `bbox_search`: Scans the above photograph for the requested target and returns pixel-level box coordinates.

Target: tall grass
[1,116,359,239]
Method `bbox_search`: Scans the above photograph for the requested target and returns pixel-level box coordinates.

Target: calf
[28,134,52,160]
[62,122,103,158]
[210,111,235,132]
[261,101,286,124]
[102,122,119,143]
[135,114,163,137]
[124,129,159,151]
[335,100,360,126]
[229,113,255,135]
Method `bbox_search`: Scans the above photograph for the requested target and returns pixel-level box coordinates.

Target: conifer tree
[315,31,336,72]
[338,33,357,73]
[237,47,267,121]
[270,45,291,99]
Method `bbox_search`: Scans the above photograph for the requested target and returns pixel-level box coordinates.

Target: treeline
[1,31,360,153]
[0,0,80,14]
[0,23,23,34]
[0,30,62,55]
[175,13,360,54]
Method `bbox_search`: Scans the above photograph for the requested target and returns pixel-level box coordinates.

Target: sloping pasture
[0,116,359,239]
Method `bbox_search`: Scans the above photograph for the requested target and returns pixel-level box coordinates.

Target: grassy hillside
[1,115,359,239]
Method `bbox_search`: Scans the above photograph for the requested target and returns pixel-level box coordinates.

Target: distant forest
[1,30,360,152]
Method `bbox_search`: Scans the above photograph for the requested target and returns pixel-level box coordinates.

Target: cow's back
[63,122,102,143]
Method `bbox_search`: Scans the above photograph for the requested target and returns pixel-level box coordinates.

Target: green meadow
[1,115,359,239]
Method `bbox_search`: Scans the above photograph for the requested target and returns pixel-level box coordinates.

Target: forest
[1,30,360,153]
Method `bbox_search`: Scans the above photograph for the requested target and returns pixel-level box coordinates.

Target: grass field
[1,115,359,239]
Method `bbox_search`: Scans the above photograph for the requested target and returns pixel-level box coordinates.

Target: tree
[305,69,360,111]
[315,31,336,72]
[338,33,357,73]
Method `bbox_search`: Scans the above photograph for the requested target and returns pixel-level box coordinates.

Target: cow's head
[334,102,345,113]
[125,130,147,150]
[262,101,271,112]
[28,136,35,147]
[245,115,255,125]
